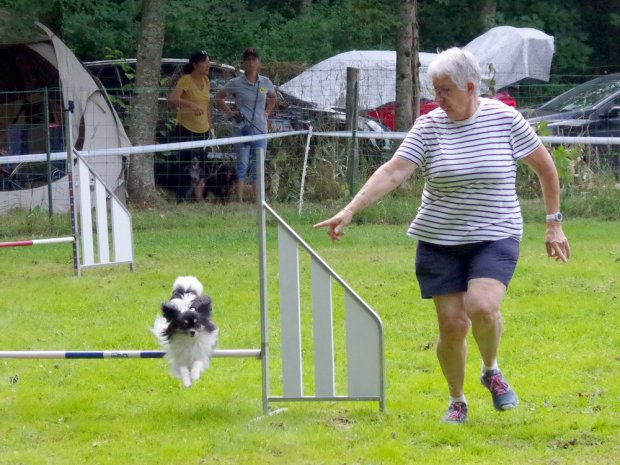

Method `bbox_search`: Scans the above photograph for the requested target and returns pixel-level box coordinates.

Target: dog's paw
[190,361,205,382]
[180,366,192,388]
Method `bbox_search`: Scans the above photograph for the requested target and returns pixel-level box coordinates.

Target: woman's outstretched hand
[313,209,353,241]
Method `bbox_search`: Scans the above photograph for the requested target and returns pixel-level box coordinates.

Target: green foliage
[98,47,135,119]
[60,0,140,60]
[497,0,595,75]
[517,121,583,198]
[551,145,579,184]
[0,6,47,42]
[487,63,496,95]
[258,3,348,62]
[0,0,59,29]
[561,179,620,220]
[340,0,399,49]
[260,134,393,203]
[102,48,134,79]
[418,0,485,50]
[164,0,251,62]
[0,1,139,59]
[0,207,71,238]
[2,0,617,77]
[266,136,348,202]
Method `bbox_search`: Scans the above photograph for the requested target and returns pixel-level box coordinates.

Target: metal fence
[1,80,619,214]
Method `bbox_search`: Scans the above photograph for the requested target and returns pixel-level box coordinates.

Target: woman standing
[315,48,570,424]
[167,50,213,201]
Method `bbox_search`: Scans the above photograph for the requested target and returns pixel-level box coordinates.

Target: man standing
[215,48,276,202]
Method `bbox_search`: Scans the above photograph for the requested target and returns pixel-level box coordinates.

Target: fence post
[64,101,80,276]
[43,87,53,217]
[345,67,360,197]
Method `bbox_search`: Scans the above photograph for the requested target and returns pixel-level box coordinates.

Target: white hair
[428,47,481,96]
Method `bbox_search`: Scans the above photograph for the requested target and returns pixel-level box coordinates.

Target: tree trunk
[126,0,167,208]
[410,0,420,120]
[395,0,418,132]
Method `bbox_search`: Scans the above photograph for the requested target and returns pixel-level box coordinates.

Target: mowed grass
[0,203,618,465]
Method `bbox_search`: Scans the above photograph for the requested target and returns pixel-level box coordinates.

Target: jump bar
[0,237,75,248]
[0,349,261,359]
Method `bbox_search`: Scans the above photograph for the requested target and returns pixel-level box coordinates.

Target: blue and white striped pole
[0,349,260,359]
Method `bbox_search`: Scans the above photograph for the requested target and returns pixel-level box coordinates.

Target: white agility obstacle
[0,106,134,275]
[0,147,385,413]
[71,149,134,274]
[67,104,134,275]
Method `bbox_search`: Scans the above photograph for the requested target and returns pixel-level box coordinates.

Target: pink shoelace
[446,402,466,421]
[486,374,509,395]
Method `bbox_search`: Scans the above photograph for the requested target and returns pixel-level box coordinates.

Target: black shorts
[415,238,519,299]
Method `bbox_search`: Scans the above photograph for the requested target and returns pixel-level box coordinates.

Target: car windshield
[540,75,620,112]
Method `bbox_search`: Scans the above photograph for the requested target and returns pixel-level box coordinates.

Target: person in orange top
[167,50,213,201]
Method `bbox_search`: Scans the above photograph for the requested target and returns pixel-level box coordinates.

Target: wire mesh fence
[1,69,619,214]
[0,89,65,192]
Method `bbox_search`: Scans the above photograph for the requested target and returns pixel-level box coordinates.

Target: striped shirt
[394,98,541,245]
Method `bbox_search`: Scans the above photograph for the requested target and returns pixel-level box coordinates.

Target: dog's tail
[172,276,203,298]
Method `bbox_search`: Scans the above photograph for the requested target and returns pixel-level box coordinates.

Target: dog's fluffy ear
[161,302,180,321]
[191,296,212,316]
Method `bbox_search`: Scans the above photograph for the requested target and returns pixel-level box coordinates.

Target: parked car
[523,73,620,176]
[271,90,391,151]
[85,58,388,138]
[84,59,390,131]
[84,57,239,111]
[363,91,517,131]
[84,57,241,141]
[523,73,620,136]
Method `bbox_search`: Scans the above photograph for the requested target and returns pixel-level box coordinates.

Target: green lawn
[0,204,618,464]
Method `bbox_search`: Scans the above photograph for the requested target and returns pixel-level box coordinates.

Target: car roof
[83,57,237,72]
[536,73,620,113]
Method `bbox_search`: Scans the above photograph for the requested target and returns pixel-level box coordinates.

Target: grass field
[0,202,618,464]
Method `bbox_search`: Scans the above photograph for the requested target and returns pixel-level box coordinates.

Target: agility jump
[0,142,385,413]
[0,107,134,275]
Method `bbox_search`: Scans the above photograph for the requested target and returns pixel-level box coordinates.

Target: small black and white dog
[152,276,218,387]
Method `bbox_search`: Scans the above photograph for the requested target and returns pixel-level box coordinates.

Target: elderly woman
[314,47,570,424]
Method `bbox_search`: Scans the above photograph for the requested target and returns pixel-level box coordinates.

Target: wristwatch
[545,212,563,222]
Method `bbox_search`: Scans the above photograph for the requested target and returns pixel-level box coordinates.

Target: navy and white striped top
[394,98,541,245]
